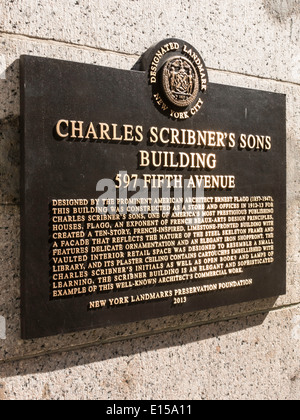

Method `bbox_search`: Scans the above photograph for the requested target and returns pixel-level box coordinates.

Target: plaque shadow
[0,59,21,206]
[1,299,278,378]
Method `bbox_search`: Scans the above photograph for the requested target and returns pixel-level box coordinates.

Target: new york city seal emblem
[144,39,208,120]
[162,56,199,108]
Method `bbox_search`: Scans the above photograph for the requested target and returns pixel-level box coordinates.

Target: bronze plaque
[20,39,286,339]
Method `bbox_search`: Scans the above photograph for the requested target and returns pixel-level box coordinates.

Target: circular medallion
[162,56,199,108]
[143,39,208,120]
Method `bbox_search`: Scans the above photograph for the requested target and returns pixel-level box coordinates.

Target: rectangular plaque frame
[20,55,286,339]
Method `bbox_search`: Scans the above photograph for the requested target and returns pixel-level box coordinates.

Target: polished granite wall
[0,0,299,400]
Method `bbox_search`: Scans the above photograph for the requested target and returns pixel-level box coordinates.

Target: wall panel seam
[0,301,299,366]
[0,31,299,88]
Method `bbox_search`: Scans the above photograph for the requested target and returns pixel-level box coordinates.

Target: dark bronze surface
[20,41,286,339]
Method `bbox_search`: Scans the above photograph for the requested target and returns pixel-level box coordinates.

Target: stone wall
[0,0,299,400]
